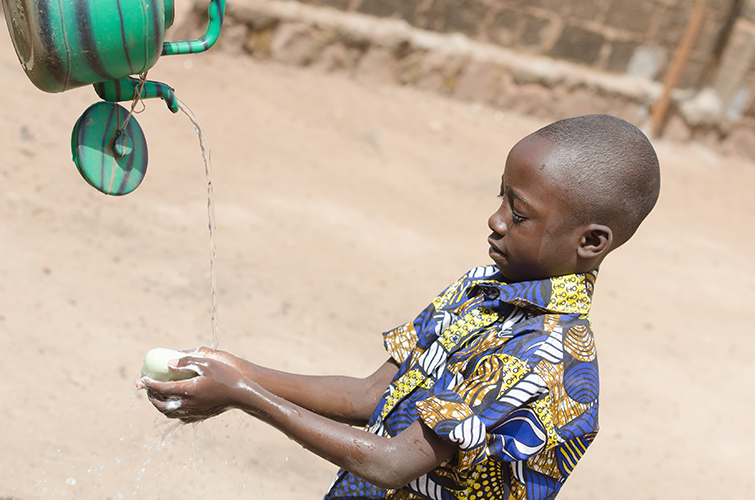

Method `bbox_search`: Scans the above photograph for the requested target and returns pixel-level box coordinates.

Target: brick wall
[298,0,739,90]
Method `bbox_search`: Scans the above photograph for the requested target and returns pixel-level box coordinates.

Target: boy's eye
[497,192,525,224]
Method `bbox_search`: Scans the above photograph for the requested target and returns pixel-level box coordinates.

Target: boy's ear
[577,224,613,259]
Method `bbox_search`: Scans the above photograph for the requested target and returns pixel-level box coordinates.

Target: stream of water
[177,99,219,350]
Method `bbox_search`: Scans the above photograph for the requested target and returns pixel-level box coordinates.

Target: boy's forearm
[142,356,446,487]
[231,377,455,489]
[234,358,398,425]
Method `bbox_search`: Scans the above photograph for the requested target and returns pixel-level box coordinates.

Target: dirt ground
[1,12,754,500]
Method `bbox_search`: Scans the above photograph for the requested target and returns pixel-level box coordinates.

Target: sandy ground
[1,12,754,500]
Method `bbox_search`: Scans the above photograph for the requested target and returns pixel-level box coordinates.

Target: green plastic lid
[71,102,148,196]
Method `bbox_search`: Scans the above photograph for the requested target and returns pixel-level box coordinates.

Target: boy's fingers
[182,346,208,356]
[170,356,208,376]
[138,377,184,397]
[172,355,205,367]
[149,397,183,417]
[168,357,190,370]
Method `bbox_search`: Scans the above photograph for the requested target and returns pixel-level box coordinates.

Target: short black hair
[535,114,660,248]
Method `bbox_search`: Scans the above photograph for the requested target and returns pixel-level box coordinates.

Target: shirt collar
[474,269,597,316]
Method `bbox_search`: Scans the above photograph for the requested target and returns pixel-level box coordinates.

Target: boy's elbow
[361,418,455,490]
[367,461,420,490]
[370,471,412,491]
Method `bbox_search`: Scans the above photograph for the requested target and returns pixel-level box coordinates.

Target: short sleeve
[383,321,419,364]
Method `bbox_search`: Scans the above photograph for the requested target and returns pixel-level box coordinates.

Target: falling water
[177,99,219,350]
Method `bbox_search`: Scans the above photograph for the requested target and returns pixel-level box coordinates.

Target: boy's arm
[139,356,457,489]
[184,346,398,426]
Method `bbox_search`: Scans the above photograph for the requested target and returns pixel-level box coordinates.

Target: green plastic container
[3,0,226,195]
[2,0,224,93]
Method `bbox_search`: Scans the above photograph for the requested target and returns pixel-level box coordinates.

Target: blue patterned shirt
[325,265,600,500]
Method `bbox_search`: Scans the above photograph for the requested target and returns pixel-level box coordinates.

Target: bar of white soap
[140,348,199,382]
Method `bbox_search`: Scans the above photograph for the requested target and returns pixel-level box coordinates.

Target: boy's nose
[488,209,507,236]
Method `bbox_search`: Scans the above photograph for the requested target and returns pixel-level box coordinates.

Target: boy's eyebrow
[508,186,533,209]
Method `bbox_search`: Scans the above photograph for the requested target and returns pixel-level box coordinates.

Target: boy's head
[488,114,660,283]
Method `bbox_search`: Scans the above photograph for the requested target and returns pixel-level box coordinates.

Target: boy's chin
[489,256,518,282]
[491,263,518,283]
[491,262,543,283]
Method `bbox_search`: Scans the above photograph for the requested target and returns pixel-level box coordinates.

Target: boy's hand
[181,346,246,373]
[137,356,250,423]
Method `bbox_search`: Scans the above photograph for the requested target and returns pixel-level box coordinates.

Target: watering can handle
[162,0,226,56]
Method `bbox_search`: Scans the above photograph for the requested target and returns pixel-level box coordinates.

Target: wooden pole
[650,0,708,138]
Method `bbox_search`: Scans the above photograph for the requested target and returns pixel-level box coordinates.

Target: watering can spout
[94,78,180,114]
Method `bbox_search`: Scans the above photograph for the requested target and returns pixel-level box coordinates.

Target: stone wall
[178,0,755,158]
[712,4,755,124]
[299,0,739,90]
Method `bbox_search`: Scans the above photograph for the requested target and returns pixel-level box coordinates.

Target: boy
[138,114,660,499]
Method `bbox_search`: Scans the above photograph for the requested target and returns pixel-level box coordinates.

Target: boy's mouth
[487,237,507,259]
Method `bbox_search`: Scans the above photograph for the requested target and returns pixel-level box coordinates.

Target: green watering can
[2,0,226,195]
